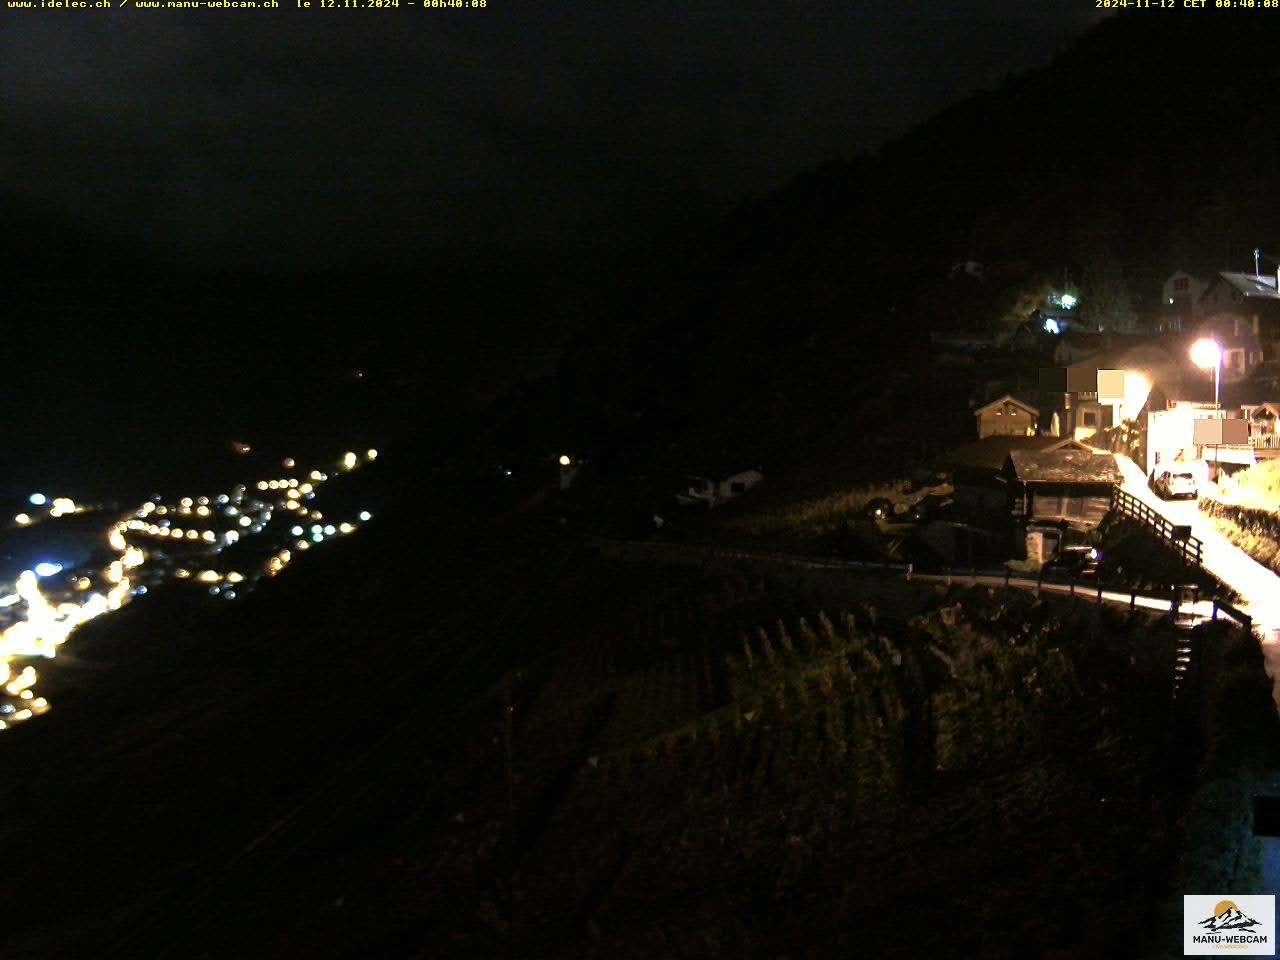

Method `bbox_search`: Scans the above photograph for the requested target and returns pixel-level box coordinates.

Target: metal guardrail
[1111,485,1203,566]
[598,538,1248,628]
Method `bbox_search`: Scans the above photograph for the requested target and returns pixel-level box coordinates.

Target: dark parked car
[863,497,895,520]
[1044,544,1101,579]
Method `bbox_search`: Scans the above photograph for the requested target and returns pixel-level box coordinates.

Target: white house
[1158,270,1208,332]
[677,468,764,508]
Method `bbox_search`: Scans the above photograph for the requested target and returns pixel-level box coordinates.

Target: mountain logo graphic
[1198,900,1263,934]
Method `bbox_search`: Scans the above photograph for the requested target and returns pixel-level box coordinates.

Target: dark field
[0,475,1250,959]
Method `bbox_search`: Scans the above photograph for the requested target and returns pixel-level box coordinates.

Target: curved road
[1114,454,1280,708]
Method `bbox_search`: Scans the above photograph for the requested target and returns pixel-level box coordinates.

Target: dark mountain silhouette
[544,11,1280,473]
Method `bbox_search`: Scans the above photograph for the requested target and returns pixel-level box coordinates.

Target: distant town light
[559,454,572,466]
[1043,318,1061,335]
[33,562,63,578]
[28,493,46,506]
[1059,293,1078,310]
[358,511,372,522]
[14,513,30,526]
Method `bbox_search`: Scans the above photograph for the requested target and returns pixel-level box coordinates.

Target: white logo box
[1184,894,1275,956]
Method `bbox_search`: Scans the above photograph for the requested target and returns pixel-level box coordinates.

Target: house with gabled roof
[1196,271,1280,381]
[1158,269,1209,332]
[973,394,1038,438]
[1002,448,1121,528]
[935,435,1090,517]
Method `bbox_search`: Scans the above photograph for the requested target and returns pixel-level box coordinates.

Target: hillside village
[832,261,1280,573]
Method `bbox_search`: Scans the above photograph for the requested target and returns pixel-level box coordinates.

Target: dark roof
[1057,330,1106,351]
[1216,271,1280,300]
[1152,376,1216,405]
[1152,374,1280,408]
[935,436,1088,473]
[973,394,1038,417]
[1005,450,1122,485]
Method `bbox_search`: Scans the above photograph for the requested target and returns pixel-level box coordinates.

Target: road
[1114,454,1280,708]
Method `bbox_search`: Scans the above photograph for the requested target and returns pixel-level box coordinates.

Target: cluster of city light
[0,526,137,731]
[0,448,378,733]
[119,449,376,597]
[12,493,84,528]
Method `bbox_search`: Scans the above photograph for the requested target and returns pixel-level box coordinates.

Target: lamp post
[1191,337,1222,481]
[1190,337,1221,412]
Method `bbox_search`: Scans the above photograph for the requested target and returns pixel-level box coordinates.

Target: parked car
[1150,469,1198,500]
[863,497,895,520]
[1044,544,1101,579]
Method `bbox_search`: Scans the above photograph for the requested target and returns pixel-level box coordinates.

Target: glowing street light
[559,454,572,467]
[1190,337,1222,411]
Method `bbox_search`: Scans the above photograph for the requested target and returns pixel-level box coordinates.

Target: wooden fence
[1111,485,1203,566]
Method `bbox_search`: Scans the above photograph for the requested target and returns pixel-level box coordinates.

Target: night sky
[2,3,1105,496]
[5,4,1104,277]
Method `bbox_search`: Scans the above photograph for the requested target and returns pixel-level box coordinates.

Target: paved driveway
[1115,454,1280,708]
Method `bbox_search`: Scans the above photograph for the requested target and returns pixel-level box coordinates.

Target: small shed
[1003,449,1122,527]
[936,436,1089,516]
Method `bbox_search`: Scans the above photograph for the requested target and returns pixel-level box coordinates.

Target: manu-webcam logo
[1184,895,1275,955]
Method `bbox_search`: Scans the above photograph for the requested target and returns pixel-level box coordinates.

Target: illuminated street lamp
[1191,337,1224,482]
[1190,338,1222,411]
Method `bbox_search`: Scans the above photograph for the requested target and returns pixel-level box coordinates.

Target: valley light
[559,454,572,466]
[1043,318,1061,335]
[28,493,46,506]
[14,513,30,526]
[1060,293,1078,309]
[33,562,63,578]
[358,510,371,522]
